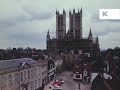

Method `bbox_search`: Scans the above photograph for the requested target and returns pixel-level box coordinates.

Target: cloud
[99,32,120,49]
[0,31,46,49]
[0,0,120,49]
[22,7,54,21]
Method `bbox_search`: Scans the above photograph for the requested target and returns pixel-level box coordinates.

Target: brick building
[73,54,92,82]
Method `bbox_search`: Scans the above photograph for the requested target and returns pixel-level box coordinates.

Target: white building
[55,60,63,69]
[0,58,48,90]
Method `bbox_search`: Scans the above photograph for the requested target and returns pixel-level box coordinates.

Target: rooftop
[0,58,37,70]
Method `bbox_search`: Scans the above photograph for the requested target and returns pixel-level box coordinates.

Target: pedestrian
[49,86,52,90]
[42,83,45,90]
[78,82,80,89]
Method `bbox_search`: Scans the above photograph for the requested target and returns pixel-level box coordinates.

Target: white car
[54,78,65,84]
[51,85,62,90]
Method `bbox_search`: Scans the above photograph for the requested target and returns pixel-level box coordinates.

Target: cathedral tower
[69,8,82,39]
[56,9,66,39]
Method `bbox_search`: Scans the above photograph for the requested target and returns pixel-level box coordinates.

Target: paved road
[44,71,91,90]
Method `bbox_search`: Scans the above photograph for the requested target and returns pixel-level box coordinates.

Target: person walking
[49,87,52,90]
[42,83,45,90]
[78,82,81,89]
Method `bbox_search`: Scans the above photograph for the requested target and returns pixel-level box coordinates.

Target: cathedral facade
[46,9,100,56]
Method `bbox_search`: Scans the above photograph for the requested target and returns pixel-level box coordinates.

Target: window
[28,70,30,79]
[34,80,37,89]
[38,78,41,86]
[21,72,23,81]
[31,69,33,77]
[76,75,80,78]
[1,76,6,87]
[31,81,34,90]
[8,75,12,85]
[24,71,27,80]
[15,73,19,84]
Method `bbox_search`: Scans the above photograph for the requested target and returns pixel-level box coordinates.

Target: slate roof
[91,73,107,90]
[0,58,37,70]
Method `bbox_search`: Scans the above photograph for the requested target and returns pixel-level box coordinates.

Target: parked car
[51,84,62,90]
[54,78,65,84]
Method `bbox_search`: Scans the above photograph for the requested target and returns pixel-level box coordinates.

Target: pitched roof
[0,58,37,70]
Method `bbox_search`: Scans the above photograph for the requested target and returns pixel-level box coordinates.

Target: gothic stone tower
[47,9,100,56]
[56,9,66,39]
[69,8,82,39]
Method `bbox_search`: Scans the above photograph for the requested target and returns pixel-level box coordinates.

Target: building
[0,58,48,90]
[62,50,82,69]
[54,55,63,74]
[90,73,120,90]
[47,56,55,82]
[73,59,83,81]
[46,9,100,57]
[73,55,92,82]
[40,59,48,87]
[47,54,63,82]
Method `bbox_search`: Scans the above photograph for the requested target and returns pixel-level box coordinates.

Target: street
[44,71,91,90]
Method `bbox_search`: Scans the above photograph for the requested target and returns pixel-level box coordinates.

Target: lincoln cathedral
[46,8,100,56]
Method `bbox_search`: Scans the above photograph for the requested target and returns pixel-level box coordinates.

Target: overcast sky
[0,0,120,49]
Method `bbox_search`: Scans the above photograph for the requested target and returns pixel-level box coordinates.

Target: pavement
[44,71,91,90]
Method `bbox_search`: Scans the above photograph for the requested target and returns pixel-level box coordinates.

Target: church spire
[88,27,93,40]
[47,29,50,40]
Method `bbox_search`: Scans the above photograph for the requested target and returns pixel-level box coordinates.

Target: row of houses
[0,57,63,90]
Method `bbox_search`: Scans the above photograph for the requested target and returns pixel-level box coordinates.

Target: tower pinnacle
[88,27,93,40]
[63,9,66,14]
[47,29,50,40]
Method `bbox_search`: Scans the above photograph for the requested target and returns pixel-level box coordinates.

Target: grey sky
[0,0,120,49]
